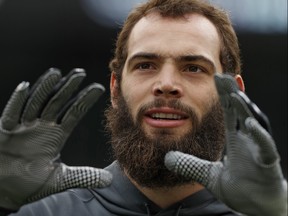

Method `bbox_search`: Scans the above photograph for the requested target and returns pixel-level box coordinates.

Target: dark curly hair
[109,0,242,82]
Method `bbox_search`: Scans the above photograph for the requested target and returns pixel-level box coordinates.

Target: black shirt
[9,161,239,216]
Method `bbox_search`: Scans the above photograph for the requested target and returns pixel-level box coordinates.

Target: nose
[152,67,183,98]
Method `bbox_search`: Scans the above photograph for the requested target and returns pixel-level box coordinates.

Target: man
[0,0,286,215]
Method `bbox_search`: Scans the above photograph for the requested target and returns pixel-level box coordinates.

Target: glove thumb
[29,164,112,202]
[165,151,222,188]
[60,165,113,189]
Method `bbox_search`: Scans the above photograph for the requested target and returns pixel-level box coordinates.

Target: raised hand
[0,68,112,210]
[165,73,287,216]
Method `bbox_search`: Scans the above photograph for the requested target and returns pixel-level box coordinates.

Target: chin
[145,130,190,146]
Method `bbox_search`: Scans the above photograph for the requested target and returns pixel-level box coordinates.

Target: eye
[135,63,155,71]
[184,65,204,73]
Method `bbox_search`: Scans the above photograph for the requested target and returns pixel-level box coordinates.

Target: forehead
[127,12,221,60]
[138,12,219,34]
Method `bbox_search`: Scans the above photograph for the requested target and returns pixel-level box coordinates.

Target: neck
[127,175,204,209]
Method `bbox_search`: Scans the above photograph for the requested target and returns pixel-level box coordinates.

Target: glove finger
[245,117,280,166]
[0,82,30,130]
[214,73,239,107]
[229,93,254,134]
[165,151,222,188]
[232,91,272,134]
[214,73,238,131]
[21,68,62,123]
[59,83,105,131]
[41,68,86,121]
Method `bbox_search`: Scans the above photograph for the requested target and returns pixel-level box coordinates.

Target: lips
[144,107,188,128]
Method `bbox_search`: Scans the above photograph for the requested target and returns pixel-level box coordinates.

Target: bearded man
[0,0,286,215]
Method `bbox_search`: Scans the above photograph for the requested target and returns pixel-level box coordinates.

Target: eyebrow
[127,52,160,65]
[177,55,216,72]
[127,52,216,72]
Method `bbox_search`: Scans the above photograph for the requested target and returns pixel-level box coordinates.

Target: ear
[110,72,119,108]
[234,74,245,92]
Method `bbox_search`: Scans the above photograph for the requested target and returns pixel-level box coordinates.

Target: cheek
[121,81,148,120]
[186,82,218,117]
[201,88,219,114]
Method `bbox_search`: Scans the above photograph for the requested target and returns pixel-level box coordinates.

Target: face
[112,13,223,139]
[107,12,226,188]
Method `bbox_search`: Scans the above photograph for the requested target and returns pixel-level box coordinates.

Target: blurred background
[0,0,286,177]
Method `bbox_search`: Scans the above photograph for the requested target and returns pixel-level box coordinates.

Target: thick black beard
[104,92,225,188]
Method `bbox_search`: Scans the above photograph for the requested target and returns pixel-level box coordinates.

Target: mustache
[136,98,199,126]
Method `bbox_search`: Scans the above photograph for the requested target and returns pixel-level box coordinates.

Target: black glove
[0,68,112,210]
[165,73,287,216]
